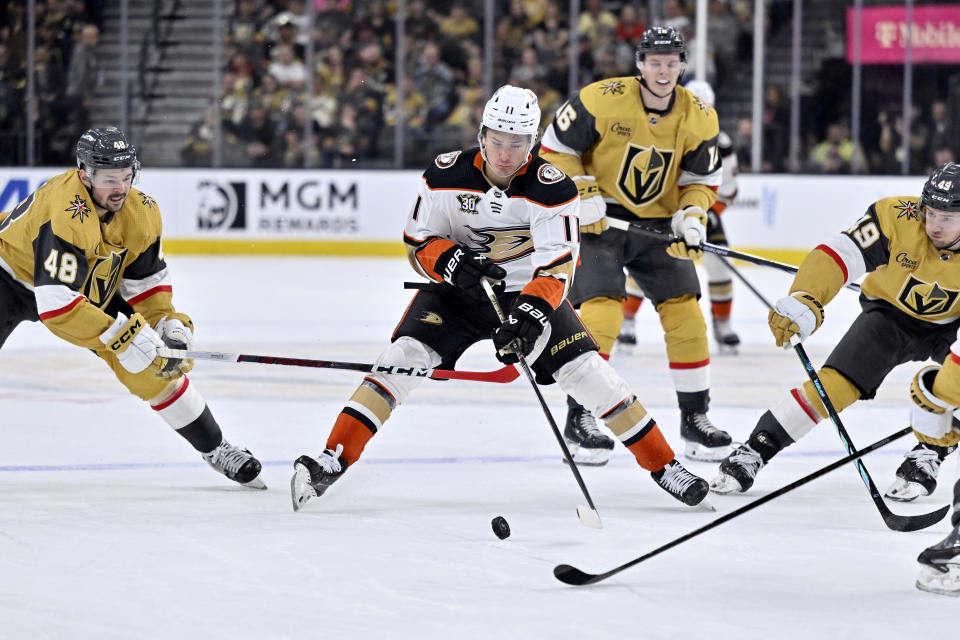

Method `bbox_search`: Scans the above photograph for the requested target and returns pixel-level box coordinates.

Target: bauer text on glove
[492,295,552,365]
[438,244,507,298]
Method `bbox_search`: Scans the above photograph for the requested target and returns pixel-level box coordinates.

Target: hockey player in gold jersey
[0,127,265,489]
[711,162,960,497]
[539,26,731,464]
[290,85,711,512]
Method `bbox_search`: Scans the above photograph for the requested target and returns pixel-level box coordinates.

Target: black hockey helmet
[76,127,140,179]
[921,162,960,213]
[635,25,687,68]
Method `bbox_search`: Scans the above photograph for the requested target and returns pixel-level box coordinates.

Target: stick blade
[884,504,950,532]
[554,564,602,586]
[576,505,603,529]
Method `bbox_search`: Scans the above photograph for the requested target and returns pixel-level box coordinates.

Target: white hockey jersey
[403,148,580,309]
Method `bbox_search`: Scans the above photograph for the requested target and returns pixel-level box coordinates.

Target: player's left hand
[768,292,824,347]
[667,206,707,260]
[156,315,195,378]
[492,295,552,365]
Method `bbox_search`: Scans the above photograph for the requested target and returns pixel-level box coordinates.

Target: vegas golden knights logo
[466,225,534,262]
[616,144,674,206]
[82,249,128,308]
[897,275,959,317]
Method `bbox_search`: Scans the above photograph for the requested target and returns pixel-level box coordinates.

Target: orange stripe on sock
[711,300,732,320]
[622,295,643,318]
[625,424,675,471]
[326,412,375,465]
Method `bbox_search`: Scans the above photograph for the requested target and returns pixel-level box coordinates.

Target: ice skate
[617,317,638,346]
[710,443,764,494]
[713,318,740,354]
[885,443,955,502]
[563,405,615,466]
[652,459,712,509]
[916,525,960,597]
[203,440,267,489]
[291,444,348,511]
[680,411,732,461]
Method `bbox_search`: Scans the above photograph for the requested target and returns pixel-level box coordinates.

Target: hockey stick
[718,256,775,309]
[790,335,949,532]
[157,347,520,383]
[480,279,603,529]
[604,217,862,293]
[554,425,914,586]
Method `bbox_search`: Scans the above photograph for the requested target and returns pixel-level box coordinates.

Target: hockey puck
[491,516,511,540]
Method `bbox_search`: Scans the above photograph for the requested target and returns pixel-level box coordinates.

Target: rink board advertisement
[0,168,926,256]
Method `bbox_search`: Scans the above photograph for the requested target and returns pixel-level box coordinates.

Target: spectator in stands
[267,18,304,61]
[927,99,954,161]
[734,116,753,171]
[438,3,479,45]
[578,0,617,48]
[662,0,691,34]
[308,70,339,130]
[219,71,249,125]
[413,42,455,131]
[281,103,321,168]
[359,0,394,50]
[528,1,568,76]
[228,51,257,93]
[762,84,789,172]
[255,71,293,117]
[932,146,956,172]
[707,0,737,87]
[404,0,439,43]
[227,0,263,58]
[317,45,347,94]
[384,74,427,133]
[807,121,866,175]
[512,46,547,89]
[268,44,306,90]
[65,23,101,132]
[356,42,390,94]
[231,100,280,167]
[322,102,371,168]
[498,0,530,62]
[263,0,309,48]
[877,104,928,174]
[615,4,646,46]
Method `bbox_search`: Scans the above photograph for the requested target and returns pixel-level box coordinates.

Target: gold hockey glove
[767,292,825,347]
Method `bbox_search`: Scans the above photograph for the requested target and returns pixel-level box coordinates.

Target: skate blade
[884,478,928,503]
[684,442,731,462]
[916,565,960,597]
[694,496,716,512]
[709,472,744,495]
[562,448,613,466]
[576,505,603,529]
[242,476,268,490]
[715,344,739,355]
[290,464,317,512]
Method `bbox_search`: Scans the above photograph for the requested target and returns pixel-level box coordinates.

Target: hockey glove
[666,206,707,260]
[492,295,552,365]
[438,243,507,299]
[767,292,825,347]
[99,312,166,375]
[573,176,607,234]
[156,315,195,378]
[909,365,960,444]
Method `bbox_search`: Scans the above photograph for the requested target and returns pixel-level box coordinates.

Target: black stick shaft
[554,426,914,585]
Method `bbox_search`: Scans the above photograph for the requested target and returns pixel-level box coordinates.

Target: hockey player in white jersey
[290,85,711,512]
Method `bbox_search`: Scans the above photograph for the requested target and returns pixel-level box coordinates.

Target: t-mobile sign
[846,5,960,64]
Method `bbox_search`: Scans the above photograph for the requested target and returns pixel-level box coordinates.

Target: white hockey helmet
[479,85,541,139]
[685,79,715,106]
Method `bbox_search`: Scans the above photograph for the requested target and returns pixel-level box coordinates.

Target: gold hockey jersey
[539,77,721,219]
[0,168,187,349]
[792,196,960,324]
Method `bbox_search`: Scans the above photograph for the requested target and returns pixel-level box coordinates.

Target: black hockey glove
[438,243,507,298]
[492,295,552,365]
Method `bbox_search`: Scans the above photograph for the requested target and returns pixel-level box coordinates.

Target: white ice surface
[1,256,956,639]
